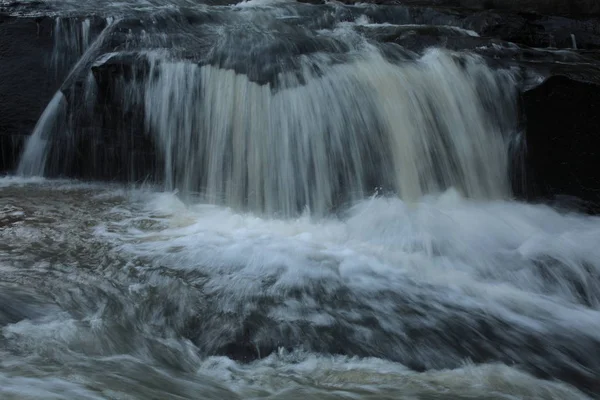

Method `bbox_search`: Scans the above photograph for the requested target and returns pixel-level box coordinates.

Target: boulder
[522,76,600,213]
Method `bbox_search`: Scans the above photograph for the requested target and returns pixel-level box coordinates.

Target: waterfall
[140,49,516,215]
[17,8,519,216]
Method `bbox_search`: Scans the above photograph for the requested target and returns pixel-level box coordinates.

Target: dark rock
[522,76,600,213]
[0,14,58,172]
[39,52,161,182]
[327,0,600,49]
[0,11,107,173]
[319,1,600,49]
[463,10,600,49]
[460,0,600,17]
[0,134,27,173]
[346,0,600,17]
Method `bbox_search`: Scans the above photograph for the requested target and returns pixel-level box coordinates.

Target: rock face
[333,0,600,49]
[455,0,600,16]
[372,0,600,17]
[522,76,600,213]
[0,15,58,172]
[462,10,600,49]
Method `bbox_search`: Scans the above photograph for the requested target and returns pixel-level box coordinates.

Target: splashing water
[16,93,67,177]
[1,179,600,398]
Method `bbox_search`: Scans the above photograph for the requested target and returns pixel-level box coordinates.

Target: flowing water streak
[143,47,517,215]
[16,93,67,177]
[51,17,95,76]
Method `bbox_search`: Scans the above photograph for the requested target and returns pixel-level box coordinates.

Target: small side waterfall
[16,93,67,177]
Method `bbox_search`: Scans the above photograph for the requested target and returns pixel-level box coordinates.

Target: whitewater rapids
[1,178,599,399]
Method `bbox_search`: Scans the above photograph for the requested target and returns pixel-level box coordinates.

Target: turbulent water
[4,0,600,398]
[2,177,600,399]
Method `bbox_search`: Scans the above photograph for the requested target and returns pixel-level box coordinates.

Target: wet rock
[340,0,600,17]
[522,76,600,213]
[0,14,58,172]
[0,135,27,174]
[0,11,108,173]
[463,10,600,49]
[326,1,600,49]
[460,0,600,17]
[41,53,160,182]
[359,23,497,55]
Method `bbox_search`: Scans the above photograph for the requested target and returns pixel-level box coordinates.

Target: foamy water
[1,178,598,398]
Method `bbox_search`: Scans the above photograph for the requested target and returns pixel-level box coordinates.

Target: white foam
[234,0,295,8]
[1,182,598,399]
[92,189,600,342]
[195,351,588,399]
[0,176,48,188]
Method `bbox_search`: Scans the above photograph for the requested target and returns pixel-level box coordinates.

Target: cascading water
[16,93,67,177]
[18,7,518,215]
[4,1,600,399]
[140,50,516,215]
